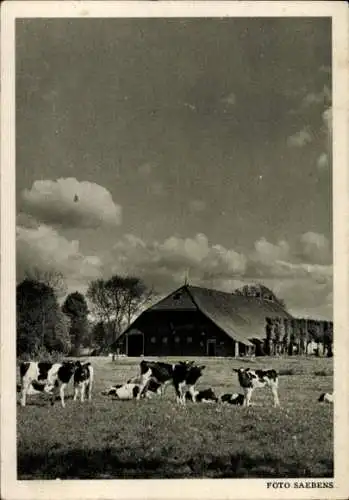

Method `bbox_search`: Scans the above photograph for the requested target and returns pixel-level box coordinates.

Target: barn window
[174,336,180,343]
[150,336,156,343]
[162,337,168,344]
[173,292,181,301]
[187,336,192,343]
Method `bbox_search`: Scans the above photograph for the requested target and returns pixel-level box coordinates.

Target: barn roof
[186,285,292,342]
[118,284,293,346]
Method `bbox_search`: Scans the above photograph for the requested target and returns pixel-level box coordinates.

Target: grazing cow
[73,361,94,402]
[220,393,245,406]
[233,367,280,407]
[318,392,333,404]
[185,388,218,403]
[137,360,205,404]
[19,361,78,408]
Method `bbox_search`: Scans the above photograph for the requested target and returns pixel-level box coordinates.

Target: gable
[148,287,198,311]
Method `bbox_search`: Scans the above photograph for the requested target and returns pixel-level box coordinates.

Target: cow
[102,378,162,400]
[185,388,218,403]
[137,360,205,404]
[220,393,245,406]
[73,361,94,402]
[102,383,141,400]
[233,367,280,407]
[19,361,78,408]
[318,392,333,404]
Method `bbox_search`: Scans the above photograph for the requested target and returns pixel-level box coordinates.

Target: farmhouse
[112,284,293,357]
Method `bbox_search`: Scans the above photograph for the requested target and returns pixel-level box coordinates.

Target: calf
[233,367,280,407]
[19,361,78,408]
[137,360,205,404]
[318,392,333,404]
[220,393,245,406]
[102,383,140,400]
[102,378,162,400]
[185,388,218,403]
[73,362,93,402]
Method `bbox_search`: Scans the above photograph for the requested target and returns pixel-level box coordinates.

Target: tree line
[259,317,333,357]
[17,269,153,359]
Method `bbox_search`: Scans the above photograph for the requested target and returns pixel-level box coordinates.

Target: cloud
[16,224,102,293]
[105,233,247,292]
[101,231,332,319]
[16,223,332,319]
[221,92,236,106]
[189,199,206,213]
[22,177,122,229]
[287,127,313,148]
[301,85,331,108]
[298,231,331,264]
[317,152,329,170]
[316,106,332,170]
[138,163,154,176]
[149,181,166,196]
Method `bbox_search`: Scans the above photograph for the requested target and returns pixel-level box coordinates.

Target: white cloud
[301,85,331,108]
[138,163,154,176]
[22,177,122,229]
[317,152,329,170]
[287,127,312,148]
[16,224,102,292]
[221,92,236,106]
[16,224,332,319]
[149,181,165,196]
[189,199,206,213]
[299,231,331,264]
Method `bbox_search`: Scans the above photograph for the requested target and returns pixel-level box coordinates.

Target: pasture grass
[17,356,333,479]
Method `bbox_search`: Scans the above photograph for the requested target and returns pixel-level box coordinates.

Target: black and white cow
[73,361,94,402]
[233,367,280,407]
[102,378,162,400]
[137,360,205,404]
[220,393,245,406]
[102,383,141,400]
[318,392,333,404]
[185,388,218,403]
[19,361,78,408]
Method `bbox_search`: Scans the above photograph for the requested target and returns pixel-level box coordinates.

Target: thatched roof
[116,284,293,347]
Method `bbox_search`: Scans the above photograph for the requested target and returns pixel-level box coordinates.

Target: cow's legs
[81,383,85,402]
[88,380,92,401]
[59,383,67,408]
[271,383,280,407]
[136,370,151,400]
[174,381,186,405]
[20,380,30,407]
[187,385,197,403]
[243,387,253,407]
[73,386,79,401]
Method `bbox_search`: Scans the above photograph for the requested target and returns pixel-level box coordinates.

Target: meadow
[17,356,333,479]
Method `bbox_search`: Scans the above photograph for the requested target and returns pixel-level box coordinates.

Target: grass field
[17,356,333,479]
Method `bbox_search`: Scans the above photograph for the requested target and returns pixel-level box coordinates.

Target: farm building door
[206,339,216,356]
[127,333,144,357]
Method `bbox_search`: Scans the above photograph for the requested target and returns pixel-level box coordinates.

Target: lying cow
[233,367,280,407]
[185,388,218,403]
[73,361,94,402]
[138,360,205,404]
[318,392,333,404]
[220,393,245,406]
[19,361,78,408]
[102,378,162,400]
[102,383,141,400]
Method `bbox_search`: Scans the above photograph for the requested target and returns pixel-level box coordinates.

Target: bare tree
[87,275,153,345]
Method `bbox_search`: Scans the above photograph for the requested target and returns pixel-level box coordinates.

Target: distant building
[111,285,293,357]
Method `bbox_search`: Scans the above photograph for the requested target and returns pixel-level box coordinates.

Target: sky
[16,17,333,319]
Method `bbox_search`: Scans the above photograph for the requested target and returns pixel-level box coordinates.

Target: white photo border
[1,2,348,499]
